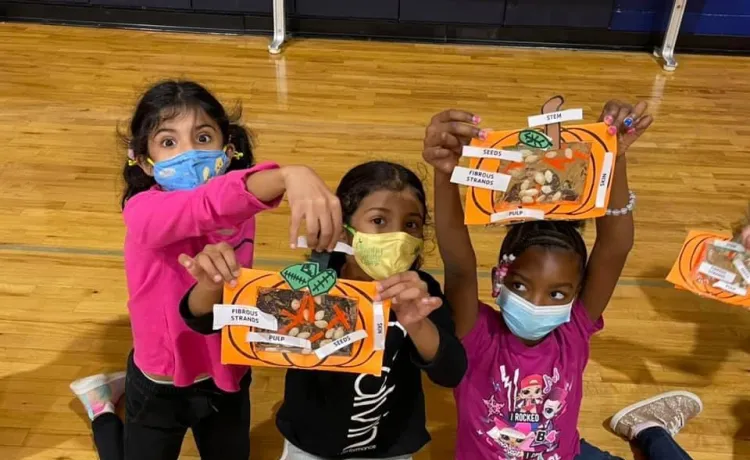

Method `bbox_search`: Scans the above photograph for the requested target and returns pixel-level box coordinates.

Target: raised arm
[124,163,342,251]
[581,100,653,321]
[422,110,484,338]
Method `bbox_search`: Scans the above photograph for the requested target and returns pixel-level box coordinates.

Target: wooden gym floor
[0,22,749,460]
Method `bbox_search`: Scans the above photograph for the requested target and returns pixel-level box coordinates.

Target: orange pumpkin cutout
[220,268,391,376]
[462,96,618,225]
[667,231,750,307]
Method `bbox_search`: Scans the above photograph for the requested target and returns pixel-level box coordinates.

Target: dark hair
[329,161,428,272]
[500,220,588,281]
[119,80,255,209]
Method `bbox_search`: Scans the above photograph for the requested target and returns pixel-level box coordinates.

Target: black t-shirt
[181,270,467,458]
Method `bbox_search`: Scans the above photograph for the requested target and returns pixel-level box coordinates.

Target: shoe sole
[70,371,126,396]
[609,390,703,433]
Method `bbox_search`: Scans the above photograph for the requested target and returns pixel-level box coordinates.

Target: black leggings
[92,351,251,460]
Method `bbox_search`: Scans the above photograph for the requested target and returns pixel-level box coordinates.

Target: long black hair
[500,220,588,281]
[119,80,255,209]
[329,161,429,273]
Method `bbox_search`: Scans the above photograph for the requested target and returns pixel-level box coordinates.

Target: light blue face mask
[152,149,230,191]
[496,286,573,341]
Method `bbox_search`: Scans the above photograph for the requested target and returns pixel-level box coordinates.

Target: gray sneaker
[610,391,703,440]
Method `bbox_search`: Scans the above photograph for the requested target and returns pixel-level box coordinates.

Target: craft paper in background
[219,267,391,375]
[666,230,750,307]
[456,96,618,225]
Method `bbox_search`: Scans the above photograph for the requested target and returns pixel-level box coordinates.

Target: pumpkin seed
[288,327,300,337]
[325,328,335,339]
[333,327,345,339]
[297,331,311,339]
[314,320,328,329]
[314,310,325,321]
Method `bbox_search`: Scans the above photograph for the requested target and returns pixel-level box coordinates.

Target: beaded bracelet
[606,190,636,216]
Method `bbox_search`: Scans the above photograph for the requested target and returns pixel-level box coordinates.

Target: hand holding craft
[375,271,442,327]
[423,109,485,175]
[742,226,750,250]
[598,100,654,155]
[179,242,240,289]
[282,165,343,252]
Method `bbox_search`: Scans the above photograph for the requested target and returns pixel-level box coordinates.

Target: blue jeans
[577,427,692,459]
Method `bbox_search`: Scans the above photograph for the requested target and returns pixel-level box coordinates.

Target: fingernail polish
[230,280,237,288]
[479,130,488,140]
[472,115,481,124]
[608,126,617,135]
[627,127,636,134]
[214,275,222,282]
[604,115,614,125]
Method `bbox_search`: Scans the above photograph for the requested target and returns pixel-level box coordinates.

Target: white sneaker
[70,371,126,421]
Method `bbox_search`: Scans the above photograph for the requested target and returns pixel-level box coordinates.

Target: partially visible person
[70,80,342,460]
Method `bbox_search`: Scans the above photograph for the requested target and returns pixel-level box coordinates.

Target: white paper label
[212,304,279,331]
[450,166,511,192]
[296,236,354,255]
[713,240,746,253]
[595,152,615,209]
[245,331,311,349]
[712,280,747,296]
[490,208,545,223]
[314,329,368,359]
[527,109,583,128]
[733,258,750,284]
[461,146,523,163]
[698,262,737,284]
[373,301,386,351]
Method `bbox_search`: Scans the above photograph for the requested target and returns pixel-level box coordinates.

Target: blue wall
[610,0,750,37]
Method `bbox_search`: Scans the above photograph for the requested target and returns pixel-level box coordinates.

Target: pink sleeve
[462,303,502,361]
[568,300,603,339]
[123,162,282,249]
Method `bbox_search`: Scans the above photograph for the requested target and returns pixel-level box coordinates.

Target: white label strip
[698,262,737,284]
[527,109,583,128]
[712,281,747,296]
[733,258,750,284]
[450,166,511,192]
[595,152,615,209]
[713,239,746,253]
[296,236,354,255]
[490,208,545,223]
[246,331,311,349]
[373,301,386,351]
[315,329,368,359]
[212,304,279,331]
[461,146,524,163]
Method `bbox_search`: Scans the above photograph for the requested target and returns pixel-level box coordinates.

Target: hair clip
[233,151,244,159]
[127,148,138,166]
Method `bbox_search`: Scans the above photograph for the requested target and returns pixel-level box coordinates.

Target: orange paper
[666,230,750,307]
[220,268,391,376]
[463,122,618,225]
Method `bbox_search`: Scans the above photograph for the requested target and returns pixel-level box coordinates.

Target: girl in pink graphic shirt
[68,80,342,460]
[424,103,703,460]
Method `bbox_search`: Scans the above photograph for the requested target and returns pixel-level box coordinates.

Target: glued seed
[534,172,545,185]
[537,195,547,203]
[334,327,345,339]
[303,310,309,321]
[541,185,552,194]
[521,188,539,197]
[319,339,332,347]
[314,320,328,329]
[520,179,531,191]
[545,151,557,158]
[511,168,524,178]
[525,155,539,163]
[552,191,562,201]
[325,328,335,339]
[521,149,533,158]
[288,327,300,337]
[291,299,301,311]
[314,310,325,321]
[297,331,311,339]
[544,170,554,183]
[521,196,535,204]
[565,148,573,159]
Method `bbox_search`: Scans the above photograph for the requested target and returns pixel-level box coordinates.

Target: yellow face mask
[347,226,424,281]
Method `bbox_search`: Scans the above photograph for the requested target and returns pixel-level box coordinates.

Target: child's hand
[281,166,343,252]
[178,242,240,290]
[423,110,484,175]
[599,100,654,155]
[742,226,750,250]
[375,272,443,327]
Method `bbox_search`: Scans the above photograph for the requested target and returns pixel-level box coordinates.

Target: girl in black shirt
[180,161,467,459]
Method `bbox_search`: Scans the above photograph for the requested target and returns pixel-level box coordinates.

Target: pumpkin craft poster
[218,263,391,376]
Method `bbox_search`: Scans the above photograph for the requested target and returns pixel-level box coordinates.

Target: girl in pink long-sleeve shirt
[68,80,342,460]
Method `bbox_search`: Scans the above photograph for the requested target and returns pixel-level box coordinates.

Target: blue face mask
[152,149,230,191]
[496,286,573,341]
